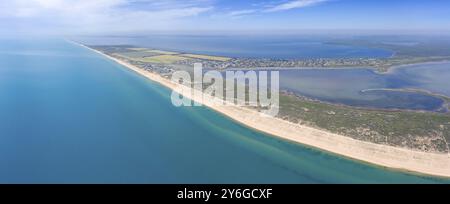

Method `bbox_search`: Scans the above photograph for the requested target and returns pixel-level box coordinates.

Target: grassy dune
[141,55,189,64]
[180,54,231,62]
[279,94,450,153]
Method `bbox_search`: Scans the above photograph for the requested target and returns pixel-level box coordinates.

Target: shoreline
[378,60,450,75]
[75,42,450,179]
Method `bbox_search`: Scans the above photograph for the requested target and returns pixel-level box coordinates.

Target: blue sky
[1,0,449,35]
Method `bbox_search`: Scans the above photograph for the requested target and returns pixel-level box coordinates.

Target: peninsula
[75,42,450,178]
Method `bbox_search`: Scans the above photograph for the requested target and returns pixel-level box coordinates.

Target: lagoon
[277,63,450,111]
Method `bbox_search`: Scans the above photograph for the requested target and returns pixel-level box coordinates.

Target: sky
[1,0,450,35]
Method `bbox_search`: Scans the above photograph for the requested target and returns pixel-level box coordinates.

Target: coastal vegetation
[180,54,232,62]
[140,55,189,64]
[278,93,450,153]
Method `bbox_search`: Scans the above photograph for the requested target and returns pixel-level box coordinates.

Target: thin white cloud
[0,0,213,34]
[229,9,257,17]
[265,0,329,12]
[218,0,330,19]
[227,9,258,18]
[0,0,332,34]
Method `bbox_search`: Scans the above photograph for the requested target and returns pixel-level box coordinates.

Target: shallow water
[276,64,450,111]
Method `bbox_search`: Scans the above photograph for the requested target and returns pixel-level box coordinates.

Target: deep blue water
[75,35,393,59]
[0,38,448,184]
[276,64,450,111]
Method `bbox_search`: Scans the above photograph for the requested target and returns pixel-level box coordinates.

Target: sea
[0,38,449,183]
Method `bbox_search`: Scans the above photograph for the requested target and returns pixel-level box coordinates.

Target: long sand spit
[78,42,450,178]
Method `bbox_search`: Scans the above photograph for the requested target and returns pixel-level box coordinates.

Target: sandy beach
[78,43,450,178]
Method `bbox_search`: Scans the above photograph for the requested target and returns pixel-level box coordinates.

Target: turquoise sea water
[0,39,448,184]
